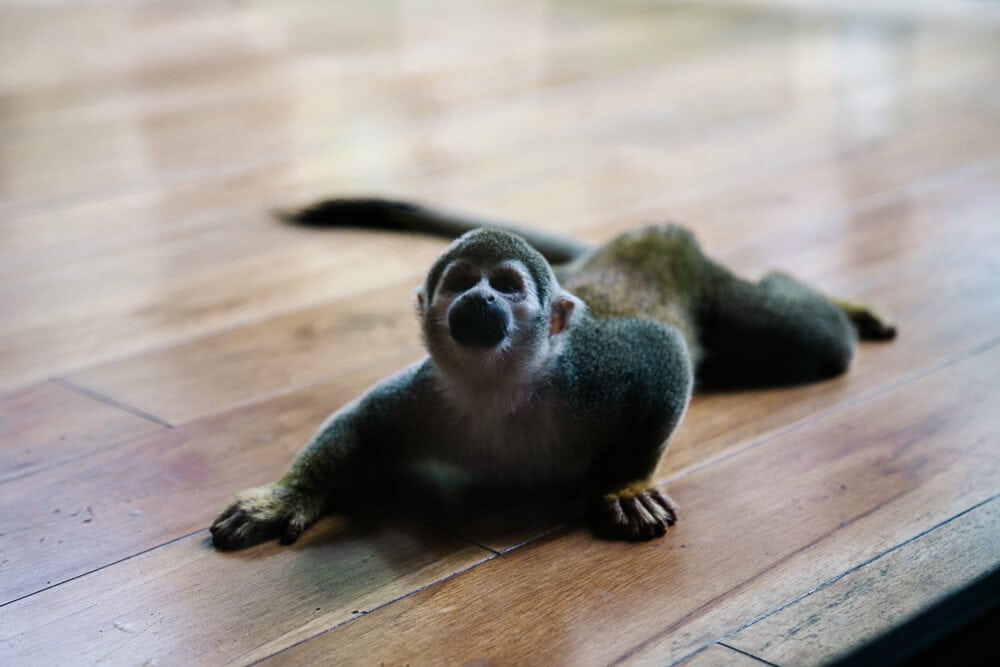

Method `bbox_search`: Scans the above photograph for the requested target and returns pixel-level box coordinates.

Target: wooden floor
[2,1,999,664]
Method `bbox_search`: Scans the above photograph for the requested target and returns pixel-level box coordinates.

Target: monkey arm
[210,361,437,550]
[561,318,694,540]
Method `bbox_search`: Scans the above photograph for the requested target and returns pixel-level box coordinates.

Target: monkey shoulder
[555,316,693,416]
[343,359,445,442]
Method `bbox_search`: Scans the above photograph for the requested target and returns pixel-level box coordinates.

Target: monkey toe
[209,485,316,551]
[279,520,307,546]
[591,487,678,541]
[646,489,678,525]
[210,509,285,551]
[855,313,896,340]
[831,297,898,342]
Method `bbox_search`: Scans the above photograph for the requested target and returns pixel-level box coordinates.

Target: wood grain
[0,222,443,393]
[678,644,768,667]
[0,381,164,483]
[725,498,1000,665]
[0,352,418,605]
[67,283,428,424]
[2,0,997,393]
[260,344,1000,665]
[2,1,999,664]
[0,517,492,666]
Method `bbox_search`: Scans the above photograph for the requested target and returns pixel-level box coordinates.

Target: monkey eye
[441,270,480,293]
[489,271,525,294]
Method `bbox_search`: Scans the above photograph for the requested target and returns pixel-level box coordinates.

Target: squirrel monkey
[210,199,895,549]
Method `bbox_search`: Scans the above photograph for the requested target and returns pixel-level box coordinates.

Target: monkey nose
[448,295,509,348]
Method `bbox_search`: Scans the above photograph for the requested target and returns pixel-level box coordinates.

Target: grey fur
[211,199,895,549]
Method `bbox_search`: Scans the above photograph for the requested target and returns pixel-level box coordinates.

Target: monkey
[210,198,895,550]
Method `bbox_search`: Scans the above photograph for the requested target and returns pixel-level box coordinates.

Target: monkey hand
[210,482,324,550]
[590,484,677,541]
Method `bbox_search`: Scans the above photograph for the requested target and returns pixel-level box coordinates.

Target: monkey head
[415,229,583,387]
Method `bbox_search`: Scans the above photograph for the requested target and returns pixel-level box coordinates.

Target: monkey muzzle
[448,292,510,348]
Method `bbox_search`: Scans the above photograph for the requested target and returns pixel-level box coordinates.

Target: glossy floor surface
[2,1,999,664]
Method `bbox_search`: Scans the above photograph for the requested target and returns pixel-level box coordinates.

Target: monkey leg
[581,323,692,541]
[699,271,863,386]
[579,321,691,540]
[210,479,327,550]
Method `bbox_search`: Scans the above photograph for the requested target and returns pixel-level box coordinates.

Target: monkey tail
[278,197,592,265]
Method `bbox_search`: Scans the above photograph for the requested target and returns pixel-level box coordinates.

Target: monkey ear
[549,292,582,336]
[413,287,427,317]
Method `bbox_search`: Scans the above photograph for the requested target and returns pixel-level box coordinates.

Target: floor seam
[53,377,174,429]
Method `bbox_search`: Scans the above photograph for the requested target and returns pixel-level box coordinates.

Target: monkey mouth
[449,322,507,349]
[447,298,510,349]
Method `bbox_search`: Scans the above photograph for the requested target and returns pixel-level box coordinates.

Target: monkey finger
[648,490,678,525]
[856,312,897,340]
[621,496,659,539]
[638,493,673,528]
[280,520,304,546]
[212,508,282,550]
[209,510,244,547]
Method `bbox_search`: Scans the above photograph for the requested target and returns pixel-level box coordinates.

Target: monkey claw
[592,487,678,541]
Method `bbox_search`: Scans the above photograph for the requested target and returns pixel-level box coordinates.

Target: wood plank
[678,644,769,667]
[0,518,491,666]
[724,498,1000,665]
[0,351,418,605]
[0,4,796,214]
[584,117,1000,258]
[2,19,994,391]
[257,342,1000,665]
[1,3,998,667]
[702,0,1000,22]
[0,381,164,483]
[0,196,448,392]
[713,157,1000,290]
[3,0,991,232]
[67,282,428,424]
[3,106,989,395]
[4,42,993,267]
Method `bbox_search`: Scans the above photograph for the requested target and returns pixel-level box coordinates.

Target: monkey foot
[835,300,897,341]
[590,486,677,541]
[850,309,897,341]
[210,483,321,551]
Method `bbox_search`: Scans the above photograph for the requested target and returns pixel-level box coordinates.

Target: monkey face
[414,229,582,391]
[418,258,547,364]
[437,261,535,346]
